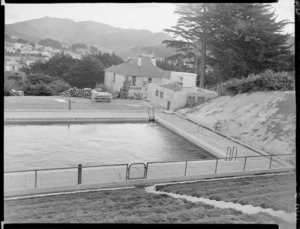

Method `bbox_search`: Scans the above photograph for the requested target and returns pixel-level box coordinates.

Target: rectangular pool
[4,122,216,171]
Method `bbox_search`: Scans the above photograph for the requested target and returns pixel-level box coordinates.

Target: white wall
[147,83,175,109]
[104,71,125,92]
[148,83,218,111]
[170,71,197,88]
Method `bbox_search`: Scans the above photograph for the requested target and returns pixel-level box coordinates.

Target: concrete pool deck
[4,109,294,197]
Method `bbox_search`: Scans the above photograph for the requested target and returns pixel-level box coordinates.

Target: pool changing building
[104,54,218,110]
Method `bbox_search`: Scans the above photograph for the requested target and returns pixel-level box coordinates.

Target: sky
[4,1,295,35]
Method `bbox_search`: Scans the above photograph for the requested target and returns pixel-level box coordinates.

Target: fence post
[69,99,71,110]
[215,158,219,173]
[145,164,148,179]
[269,155,273,169]
[243,157,247,171]
[197,124,200,132]
[184,161,188,176]
[78,164,82,184]
[35,170,37,188]
[126,164,129,180]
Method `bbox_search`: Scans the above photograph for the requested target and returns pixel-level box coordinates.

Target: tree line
[22,51,123,90]
[162,3,295,88]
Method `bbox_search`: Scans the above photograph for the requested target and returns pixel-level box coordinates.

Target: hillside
[177,91,296,163]
[118,45,177,59]
[5,17,174,55]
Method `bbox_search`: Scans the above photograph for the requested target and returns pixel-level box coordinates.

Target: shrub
[48,80,71,95]
[22,82,54,96]
[27,73,55,84]
[222,69,294,95]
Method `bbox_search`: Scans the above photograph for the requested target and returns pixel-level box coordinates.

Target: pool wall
[155,116,224,158]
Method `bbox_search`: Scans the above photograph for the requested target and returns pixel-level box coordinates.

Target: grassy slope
[157,172,296,213]
[178,91,296,163]
[4,185,293,225]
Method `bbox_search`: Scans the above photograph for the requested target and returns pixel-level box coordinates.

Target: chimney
[138,55,142,67]
[151,53,156,67]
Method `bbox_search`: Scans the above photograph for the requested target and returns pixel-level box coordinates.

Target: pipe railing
[4,153,295,190]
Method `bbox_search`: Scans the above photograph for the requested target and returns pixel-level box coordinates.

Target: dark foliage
[222,69,295,95]
[38,38,63,49]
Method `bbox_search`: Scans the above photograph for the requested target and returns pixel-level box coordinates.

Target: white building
[104,55,198,98]
[14,43,23,49]
[5,58,22,72]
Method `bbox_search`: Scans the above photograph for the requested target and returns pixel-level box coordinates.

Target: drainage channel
[144,172,296,224]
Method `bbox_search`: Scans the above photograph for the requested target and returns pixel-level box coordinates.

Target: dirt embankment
[178,91,296,162]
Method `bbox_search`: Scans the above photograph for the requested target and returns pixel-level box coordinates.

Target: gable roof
[105,56,171,78]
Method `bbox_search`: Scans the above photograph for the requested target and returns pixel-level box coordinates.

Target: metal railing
[4,153,295,190]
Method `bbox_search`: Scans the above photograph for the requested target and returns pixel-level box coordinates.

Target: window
[156,90,159,96]
[132,76,136,86]
[113,73,116,83]
[148,78,152,83]
[160,91,164,98]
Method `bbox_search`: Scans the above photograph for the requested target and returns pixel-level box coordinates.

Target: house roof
[105,56,171,78]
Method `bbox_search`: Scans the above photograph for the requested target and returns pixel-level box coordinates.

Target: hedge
[222,70,294,95]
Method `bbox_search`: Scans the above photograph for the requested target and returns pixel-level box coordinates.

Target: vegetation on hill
[71,43,88,50]
[38,38,63,49]
[222,70,295,95]
[25,51,123,91]
[163,3,295,87]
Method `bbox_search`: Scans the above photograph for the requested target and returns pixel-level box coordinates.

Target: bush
[27,73,55,84]
[22,82,54,96]
[222,69,294,95]
[48,80,71,95]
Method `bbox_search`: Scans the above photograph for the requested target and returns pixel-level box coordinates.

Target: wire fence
[4,154,295,191]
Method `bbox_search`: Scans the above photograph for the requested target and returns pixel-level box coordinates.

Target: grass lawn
[4,173,296,227]
[157,172,296,213]
[4,96,156,111]
[4,186,293,226]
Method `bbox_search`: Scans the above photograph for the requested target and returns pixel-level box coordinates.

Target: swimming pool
[4,123,216,171]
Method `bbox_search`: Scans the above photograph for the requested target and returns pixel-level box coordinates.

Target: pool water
[4,123,216,171]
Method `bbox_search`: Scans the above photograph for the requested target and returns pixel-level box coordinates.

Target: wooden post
[78,164,82,184]
[269,155,273,169]
[35,170,37,188]
[68,99,71,110]
[184,161,188,176]
[215,158,218,173]
[243,157,247,171]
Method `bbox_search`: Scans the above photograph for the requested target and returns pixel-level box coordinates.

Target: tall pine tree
[163,4,213,88]
[207,3,294,80]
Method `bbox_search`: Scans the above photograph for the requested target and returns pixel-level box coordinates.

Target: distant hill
[5,17,174,56]
[118,45,177,59]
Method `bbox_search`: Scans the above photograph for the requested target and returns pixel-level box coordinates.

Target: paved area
[4,108,294,196]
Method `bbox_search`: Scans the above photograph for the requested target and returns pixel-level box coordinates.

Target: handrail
[226,147,232,161]
[4,153,295,174]
[232,146,238,161]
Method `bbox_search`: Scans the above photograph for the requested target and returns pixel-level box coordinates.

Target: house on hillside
[5,58,22,72]
[5,42,16,54]
[14,43,24,49]
[20,45,33,54]
[104,54,198,99]
[4,71,27,90]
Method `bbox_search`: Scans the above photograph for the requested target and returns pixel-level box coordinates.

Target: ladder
[148,105,155,122]
[225,146,238,161]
